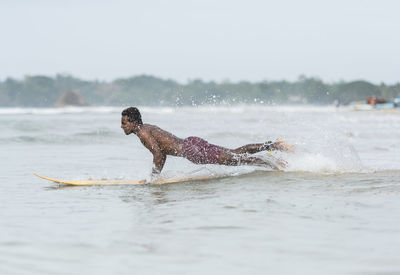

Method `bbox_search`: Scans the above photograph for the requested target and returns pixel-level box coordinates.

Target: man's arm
[139,131,167,180]
[151,151,166,177]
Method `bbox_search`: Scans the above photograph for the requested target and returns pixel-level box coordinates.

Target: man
[121,107,294,182]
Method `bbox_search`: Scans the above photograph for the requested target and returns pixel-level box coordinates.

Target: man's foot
[276,158,288,168]
[271,139,295,152]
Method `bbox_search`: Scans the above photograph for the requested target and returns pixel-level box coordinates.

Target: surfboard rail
[34,173,222,186]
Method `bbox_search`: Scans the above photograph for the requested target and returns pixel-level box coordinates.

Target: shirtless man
[121,107,294,182]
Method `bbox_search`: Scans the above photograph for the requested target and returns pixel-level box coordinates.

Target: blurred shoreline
[1,74,399,108]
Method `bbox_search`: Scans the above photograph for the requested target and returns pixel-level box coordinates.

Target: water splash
[283,135,363,173]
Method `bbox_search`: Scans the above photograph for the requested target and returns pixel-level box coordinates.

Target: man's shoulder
[142,124,159,131]
[143,124,174,139]
[140,124,163,137]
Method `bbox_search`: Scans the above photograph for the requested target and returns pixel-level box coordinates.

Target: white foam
[0,105,344,115]
[282,140,364,174]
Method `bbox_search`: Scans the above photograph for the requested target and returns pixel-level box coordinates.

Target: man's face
[121,115,136,135]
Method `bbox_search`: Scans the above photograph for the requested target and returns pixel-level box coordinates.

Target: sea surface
[1,105,400,275]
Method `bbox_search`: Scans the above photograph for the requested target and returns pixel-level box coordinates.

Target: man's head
[121,107,143,135]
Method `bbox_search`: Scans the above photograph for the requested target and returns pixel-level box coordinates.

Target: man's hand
[139,173,158,184]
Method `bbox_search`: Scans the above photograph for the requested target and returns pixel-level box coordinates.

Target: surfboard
[34,173,222,186]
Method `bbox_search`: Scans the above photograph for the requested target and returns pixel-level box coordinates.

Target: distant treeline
[0,74,399,107]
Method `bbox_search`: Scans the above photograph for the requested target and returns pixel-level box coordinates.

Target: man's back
[137,124,184,157]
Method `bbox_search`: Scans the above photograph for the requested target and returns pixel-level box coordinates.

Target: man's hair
[122,107,143,125]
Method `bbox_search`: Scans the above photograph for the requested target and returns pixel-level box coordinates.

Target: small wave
[0,133,118,144]
[0,106,120,115]
[194,226,244,230]
[0,135,72,144]
[11,136,38,143]
[74,129,116,137]
[0,105,342,116]
[175,104,340,114]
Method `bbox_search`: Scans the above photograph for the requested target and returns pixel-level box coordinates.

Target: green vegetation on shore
[0,74,399,107]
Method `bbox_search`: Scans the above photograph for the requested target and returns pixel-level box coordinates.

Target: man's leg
[232,140,295,154]
[231,143,269,154]
[218,150,280,170]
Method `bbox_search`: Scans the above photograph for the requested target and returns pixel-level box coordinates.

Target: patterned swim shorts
[182,136,222,164]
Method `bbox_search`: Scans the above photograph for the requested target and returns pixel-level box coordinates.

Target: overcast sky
[0,0,399,84]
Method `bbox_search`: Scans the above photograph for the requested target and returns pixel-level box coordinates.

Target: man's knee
[219,151,239,165]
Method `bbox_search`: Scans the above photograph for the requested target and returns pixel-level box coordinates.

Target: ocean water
[1,105,400,275]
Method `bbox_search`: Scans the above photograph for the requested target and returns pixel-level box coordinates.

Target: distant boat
[349,96,397,111]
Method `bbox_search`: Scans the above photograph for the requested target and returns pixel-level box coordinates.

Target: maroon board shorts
[182,136,222,164]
